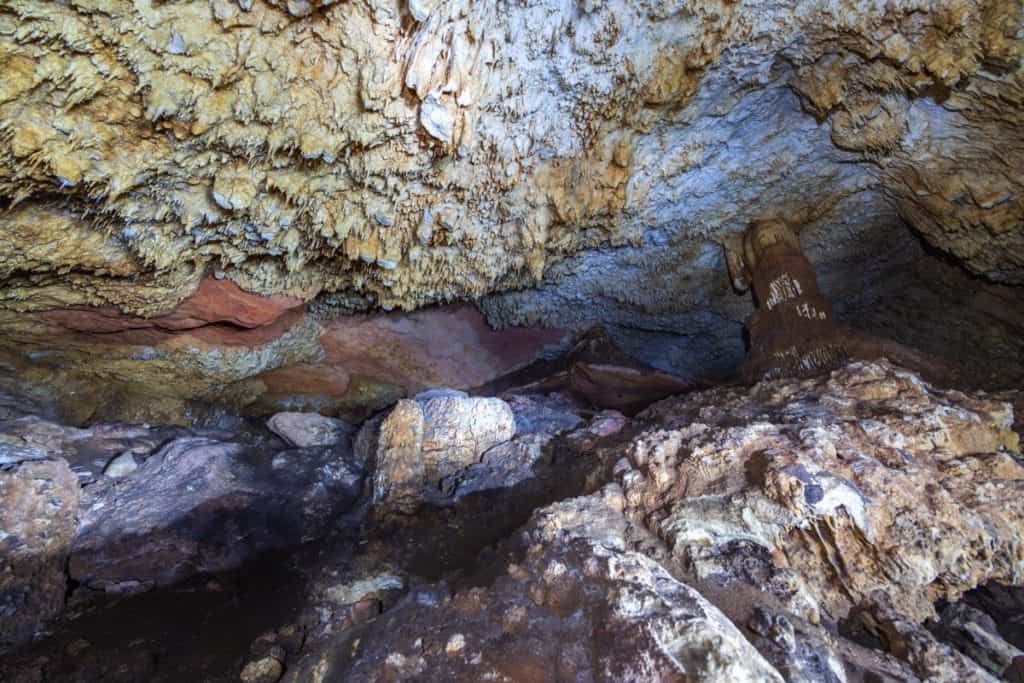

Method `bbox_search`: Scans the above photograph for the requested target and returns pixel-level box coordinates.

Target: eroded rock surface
[0,457,79,652]
[0,360,1022,681]
[619,361,1022,680]
[71,435,365,591]
[1,0,1022,422]
[284,361,1024,682]
[2,0,1020,311]
[291,492,784,682]
[0,297,568,425]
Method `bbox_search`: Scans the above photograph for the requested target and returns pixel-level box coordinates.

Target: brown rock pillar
[725,220,849,382]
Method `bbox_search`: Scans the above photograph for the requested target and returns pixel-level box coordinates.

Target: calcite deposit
[0,0,1022,417]
[282,361,1024,682]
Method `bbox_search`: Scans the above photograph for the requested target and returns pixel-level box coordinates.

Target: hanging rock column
[725,219,848,381]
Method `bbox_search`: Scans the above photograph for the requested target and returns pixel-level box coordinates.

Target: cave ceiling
[0,0,1021,420]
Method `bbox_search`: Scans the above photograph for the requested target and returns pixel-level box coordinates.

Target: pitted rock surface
[0,458,79,651]
[281,361,1024,682]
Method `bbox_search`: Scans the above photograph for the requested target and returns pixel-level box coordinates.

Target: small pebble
[239,655,283,683]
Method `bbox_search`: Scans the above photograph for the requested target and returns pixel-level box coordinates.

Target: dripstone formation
[725,219,849,381]
[0,1,1022,681]
[0,0,1021,420]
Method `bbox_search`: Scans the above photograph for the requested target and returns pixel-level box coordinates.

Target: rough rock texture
[266,411,353,448]
[1,0,1020,310]
[1,0,1022,421]
[621,361,1022,680]
[443,393,586,499]
[70,434,365,591]
[291,492,784,682]
[366,393,516,512]
[0,361,1022,680]
[283,361,1024,683]
[0,457,79,652]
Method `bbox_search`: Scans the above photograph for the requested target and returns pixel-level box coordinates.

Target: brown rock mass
[0,0,1022,418]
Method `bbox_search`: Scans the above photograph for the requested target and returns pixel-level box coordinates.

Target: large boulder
[286,491,784,682]
[441,393,588,499]
[365,394,516,513]
[0,457,79,651]
[70,436,365,591]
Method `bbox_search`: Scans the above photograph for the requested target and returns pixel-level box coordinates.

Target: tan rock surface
[0,0,1019,317]
[617,360,1023,679]
[0,457,80,651]
[284,360,1024,682]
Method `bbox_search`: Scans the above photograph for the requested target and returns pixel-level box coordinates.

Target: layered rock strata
[1,0,1022,421]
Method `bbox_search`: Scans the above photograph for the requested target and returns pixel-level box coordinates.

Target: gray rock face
[266,412,354,448]
[504,393,585,438]
[0,415,186,484]
[932,601,1023,678]
[418,395,516,483]
[70,436,365,591]
[441,393,588,499]
[367,392,595,509]
[0,458,80,651]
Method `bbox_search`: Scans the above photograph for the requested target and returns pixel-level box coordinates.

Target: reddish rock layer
[40,278,305,335]
[4,279,569,421]
[257,305,570,406]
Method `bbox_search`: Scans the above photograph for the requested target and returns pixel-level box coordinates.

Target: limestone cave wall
[0,0,1022,421]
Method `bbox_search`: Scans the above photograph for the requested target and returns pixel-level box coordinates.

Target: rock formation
[0,0,1021,418]
[724,218,964,385]
[0,0,1023,680]
[724,218,849,380]
[0,360,1021,681]
[0,457,79,651]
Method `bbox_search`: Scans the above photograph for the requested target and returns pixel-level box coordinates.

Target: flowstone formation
[1,0,1022,420]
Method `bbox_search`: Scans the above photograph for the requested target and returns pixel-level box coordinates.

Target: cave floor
[0,548,312,682]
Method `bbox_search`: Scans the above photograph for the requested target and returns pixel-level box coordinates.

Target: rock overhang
[0,0,1020,421]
